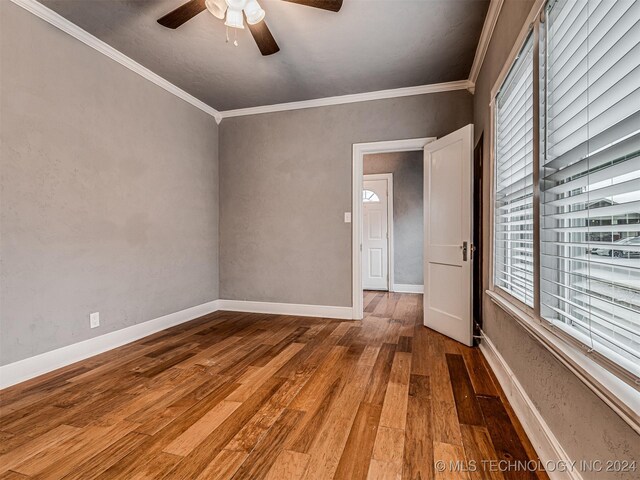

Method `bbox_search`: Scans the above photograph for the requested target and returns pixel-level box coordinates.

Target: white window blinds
[540,0,640,375]
[494,34,535,306]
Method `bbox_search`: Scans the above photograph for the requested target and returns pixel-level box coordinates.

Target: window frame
[487,0,640,434]
[489,16,540,321]
[491,29,538,313]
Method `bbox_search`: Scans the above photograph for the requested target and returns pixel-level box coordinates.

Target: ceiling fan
[157,0,343,56]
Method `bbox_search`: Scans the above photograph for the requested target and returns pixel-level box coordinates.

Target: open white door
[424,124,473,346]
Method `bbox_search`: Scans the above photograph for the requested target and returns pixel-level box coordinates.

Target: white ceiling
[40,0,489,111]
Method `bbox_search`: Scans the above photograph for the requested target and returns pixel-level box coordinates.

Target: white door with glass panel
[363,178,389,290]
[424,125,474,346]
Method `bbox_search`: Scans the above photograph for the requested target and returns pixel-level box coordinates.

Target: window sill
[485,289,640,435]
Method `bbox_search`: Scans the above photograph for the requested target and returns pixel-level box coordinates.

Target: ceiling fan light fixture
[161,0,348,56]
[244,0,266,25]
[205,0,227,19]
[224,7,245,29]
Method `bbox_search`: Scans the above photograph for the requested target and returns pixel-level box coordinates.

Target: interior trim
[468,0,505,92]
[392,284,424,294]
[218,81,472,119]
[487,290,640,435]
[9,0,223,124]
[0,299,221,389]
[217,300,353,319]
[479,334,581,480]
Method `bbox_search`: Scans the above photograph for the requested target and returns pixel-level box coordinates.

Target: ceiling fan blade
[282,0,343,12]
[247,20,280,56]
[158,0,207,29]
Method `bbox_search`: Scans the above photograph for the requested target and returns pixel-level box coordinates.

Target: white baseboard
[0,300,221,389]
[392,284,424,294]
[0,298,354,389]
[217,299,353,320]
[479,333,582,480]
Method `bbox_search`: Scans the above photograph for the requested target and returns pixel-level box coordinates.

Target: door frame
[472,133,484,344]
[352,137,436,319]
[363,173,394,291]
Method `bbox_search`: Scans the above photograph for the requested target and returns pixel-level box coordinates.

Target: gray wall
[0,2,220,366]
[473,1,640,477]
[219,92,473,306]
[364,151,423,286]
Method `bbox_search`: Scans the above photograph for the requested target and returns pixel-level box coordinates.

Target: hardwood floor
[0,292,548,479]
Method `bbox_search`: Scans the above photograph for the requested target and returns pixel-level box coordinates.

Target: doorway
[354,127,475,347]
[352,137,435,319]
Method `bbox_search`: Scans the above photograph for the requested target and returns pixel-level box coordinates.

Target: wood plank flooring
[0,292,548,479]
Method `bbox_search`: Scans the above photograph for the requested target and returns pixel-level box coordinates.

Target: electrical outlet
[90,312,100,329]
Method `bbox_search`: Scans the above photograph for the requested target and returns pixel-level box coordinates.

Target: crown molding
[10,0,223,124]
[467,0,505,91]
[11,0,476,124]
[219,80,473,120]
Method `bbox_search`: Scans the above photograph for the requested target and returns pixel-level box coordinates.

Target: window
[540,0,640,375]
[492,0,640,383]
[494,34,535,307]
[363,190,380,202]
